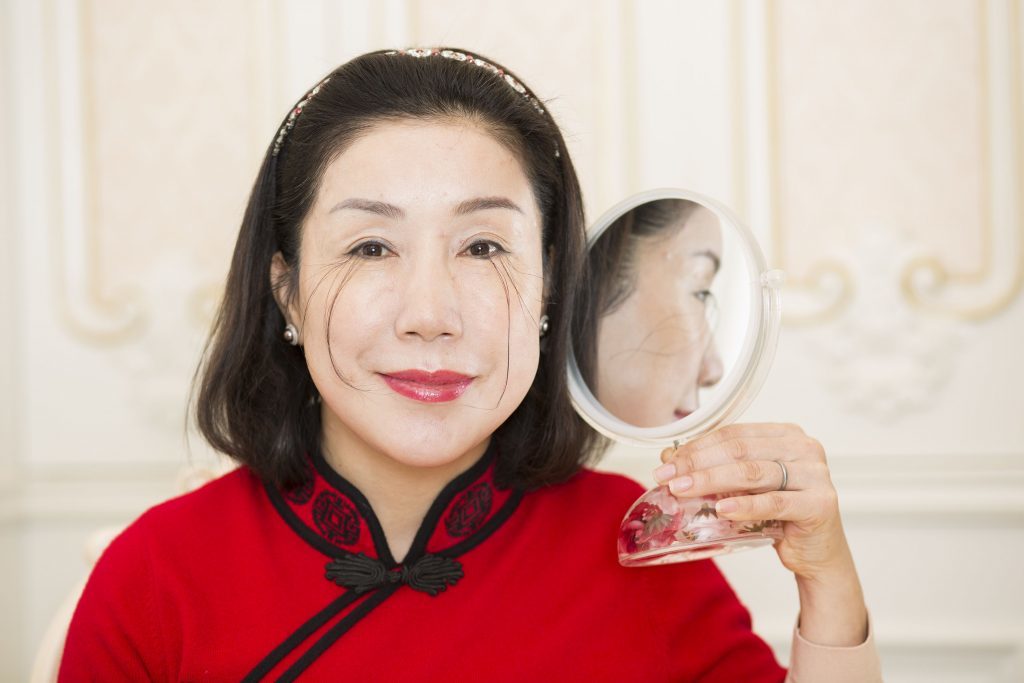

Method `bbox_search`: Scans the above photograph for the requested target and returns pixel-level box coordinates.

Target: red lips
[381,370,474,403]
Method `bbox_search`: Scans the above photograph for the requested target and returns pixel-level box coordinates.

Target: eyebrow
[691,249,721,274]
[328,196,524,219]
[452,196,524,216]
[329,198,404,219]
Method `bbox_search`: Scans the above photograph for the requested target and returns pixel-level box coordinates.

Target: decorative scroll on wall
[47,0,278,346]
[764,0,1022,326]
[732,0,1024,422]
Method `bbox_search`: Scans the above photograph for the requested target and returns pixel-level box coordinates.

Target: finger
[656,424,800,464]
[665,459,828,498]
[654,435,824,483]
[714,488,838,525]
[696,422,805,447]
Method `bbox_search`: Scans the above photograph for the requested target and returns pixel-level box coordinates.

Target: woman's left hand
[653,422,849,581]
[654,422,871,647]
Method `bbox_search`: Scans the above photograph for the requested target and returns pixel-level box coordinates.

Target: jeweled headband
[387,48,547,117]
[272,77,331,156]
[271,48,553,158]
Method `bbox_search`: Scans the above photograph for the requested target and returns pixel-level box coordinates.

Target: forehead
[663,206,722,252]
[315,118,537,215]
[624,205,721,287]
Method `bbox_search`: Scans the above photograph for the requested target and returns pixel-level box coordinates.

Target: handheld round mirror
[568,188,785,566]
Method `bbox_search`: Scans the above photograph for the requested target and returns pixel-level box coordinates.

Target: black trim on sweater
[264,481,349,559]
[250,442,521,681]
[239,590,365,683]
[311,449,398,567]
[276,583,403,682]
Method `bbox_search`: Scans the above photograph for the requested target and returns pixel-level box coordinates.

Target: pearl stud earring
[283,323,299,346]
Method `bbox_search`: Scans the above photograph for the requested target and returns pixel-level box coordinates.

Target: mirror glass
[568,188,785,565]
[569,188,783,448]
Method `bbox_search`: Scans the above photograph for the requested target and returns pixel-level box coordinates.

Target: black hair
[192,48,605,491]
[573,198,700,391]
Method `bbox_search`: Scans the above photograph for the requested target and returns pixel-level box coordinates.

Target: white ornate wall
[2,1,1021,680]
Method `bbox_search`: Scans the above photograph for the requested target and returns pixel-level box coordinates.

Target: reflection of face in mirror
[587,200,724,428]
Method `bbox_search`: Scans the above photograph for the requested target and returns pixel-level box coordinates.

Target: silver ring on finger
[774,459,788,491]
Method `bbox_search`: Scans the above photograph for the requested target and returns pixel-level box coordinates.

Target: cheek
[300,264,395,370]
[471,260,543,397]
[460,262,541,364]
[647,294,707,349]
[626,302,706,396]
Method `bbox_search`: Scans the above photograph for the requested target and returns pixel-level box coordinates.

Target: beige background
[1,0,1022,680]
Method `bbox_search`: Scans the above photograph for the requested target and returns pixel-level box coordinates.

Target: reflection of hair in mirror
[192,48,608,493]
[574,198,701,394]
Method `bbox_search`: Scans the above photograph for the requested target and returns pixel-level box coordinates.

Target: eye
[350,241,390,258]
[694,289,714,304]
[464,240,506,259]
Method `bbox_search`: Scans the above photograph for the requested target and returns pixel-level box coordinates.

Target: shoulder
[95,465,266,569]
[65,467,267,636]
[517,467,646,553]
[516,466,749,610]
[138,465,264,530]
[60,468,264,678]
[527,466,646,515]
[546,472,782,675]
[521,468,734,589]
[546,466,646,499]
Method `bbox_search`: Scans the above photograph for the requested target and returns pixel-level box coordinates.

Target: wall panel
[3,1,1020,680]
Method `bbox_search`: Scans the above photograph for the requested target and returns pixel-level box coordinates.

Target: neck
[319,411,490,564]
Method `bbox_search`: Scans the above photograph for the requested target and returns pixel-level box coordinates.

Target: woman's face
[595,205,724,427]
[274,119,545,468]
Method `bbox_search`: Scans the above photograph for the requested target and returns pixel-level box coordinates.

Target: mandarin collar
[265,440,519,568]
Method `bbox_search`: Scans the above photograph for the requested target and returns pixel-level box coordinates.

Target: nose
[394,255,463,342]
[698,339,724,388]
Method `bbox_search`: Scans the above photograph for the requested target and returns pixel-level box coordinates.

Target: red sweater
[59,445,786,681]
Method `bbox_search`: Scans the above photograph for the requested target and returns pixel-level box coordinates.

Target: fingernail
[716,499,738,514]
[668,476,693,494]
[653,463,676,483]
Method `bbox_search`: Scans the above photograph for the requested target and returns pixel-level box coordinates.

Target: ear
[269,251,301,327]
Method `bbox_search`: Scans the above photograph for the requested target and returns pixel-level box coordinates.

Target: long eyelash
[302,261,345,327]
[498,258,541,330]
[300,257,368,392]
[325,262,358,386]
[500,259,546,337]
[488,259,513,412]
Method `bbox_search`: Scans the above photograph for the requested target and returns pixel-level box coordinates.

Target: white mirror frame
[567,188,785,447]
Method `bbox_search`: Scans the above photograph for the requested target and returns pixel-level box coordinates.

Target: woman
[59,48,881,681]
[586,198,726,427]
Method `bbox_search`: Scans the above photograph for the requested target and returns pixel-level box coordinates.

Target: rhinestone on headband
[386,48,547,118]
[272,76,331,157]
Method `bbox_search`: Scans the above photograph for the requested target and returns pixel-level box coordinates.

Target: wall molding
[900,0,1024,321]
[600,450,1024,522]
[47,0,146,344]
[5,451,1017,524]
[0,459,234,523]
[751,0,1024,325]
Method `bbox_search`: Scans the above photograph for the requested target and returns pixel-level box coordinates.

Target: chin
[380,432,489,470]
